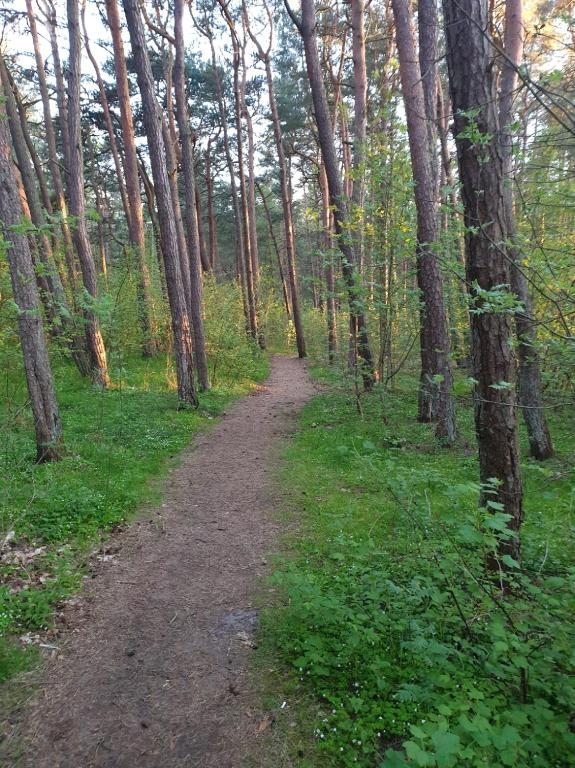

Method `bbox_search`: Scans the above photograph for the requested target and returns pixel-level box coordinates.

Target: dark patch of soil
[1,356,314,768]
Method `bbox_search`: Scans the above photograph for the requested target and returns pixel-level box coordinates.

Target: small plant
[264,378,575,767]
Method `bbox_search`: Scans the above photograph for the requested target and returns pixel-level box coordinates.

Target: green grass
[261,368,575,768]
[0,349,268,682]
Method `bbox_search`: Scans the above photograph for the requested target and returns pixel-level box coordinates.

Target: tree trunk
[392,0,456,443]
[245,0,306,357]
[0,100,62,462]
[499,0,553,460]
[195,184,210,274]
[256,181,291,321]
[174,0,210,390]
[350,0,367,271]
[26,0,78,294]
[8,72,53,216]
[222,11,259,344]
[204,27,248,321]
[0,52,90,374]
[66,0,110,388]
[123,0,197,407]
[443,0,523,562]
[205,139,219,271]
[161,58,193,318]
[319,163,337,363]
[41,0,72,183]
[242,46,261,297]
[294,0,375,388]
[418,0,440,200]
[105,0,157,357]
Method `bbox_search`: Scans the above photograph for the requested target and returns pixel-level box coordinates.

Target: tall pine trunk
[174,0,210,390]
[66,0,110,388]
[123,0,198,407]
[105,0,157,357]
[293,0,375,388]
[0,100,62,462]
[245,0,306,357]
[26,0,78,294]
[392,0,456,443]
[499,0,553,460]
[443,0,523,562]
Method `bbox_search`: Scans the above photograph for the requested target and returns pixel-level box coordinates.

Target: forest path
[10,356,314,768]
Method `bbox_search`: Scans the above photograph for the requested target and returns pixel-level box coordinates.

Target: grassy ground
[0,349,268,682]
[260,366,575,768]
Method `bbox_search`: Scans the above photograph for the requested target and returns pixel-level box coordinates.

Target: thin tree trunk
[499,0,553,460]
[123,0,197,407]
[174,0,209,390]
[26,0,78,293]
[105,0,157,357]
[9,74,53,216]
[40,0,72,183]
[256,181,291,321]
[203,26,248,320]
[205,138,219,271]
[66,0,110,388]
[292,0,375,388]
[82,10,130,226]
[245,0,306,357]
[242,40,261,296]
[138,155,168,300]
[195,184,210,274]
[319,163,337,363]
[161,58,193,317]
[0,53,89,373]
[443,0,523,562]
[350,0,367,271]
[221,10,259,343]
[392,0,456,443]
[0,100,62,462]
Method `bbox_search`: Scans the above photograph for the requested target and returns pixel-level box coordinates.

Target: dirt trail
[7,356,314,768]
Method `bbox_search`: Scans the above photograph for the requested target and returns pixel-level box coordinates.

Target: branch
[283,0,302,34]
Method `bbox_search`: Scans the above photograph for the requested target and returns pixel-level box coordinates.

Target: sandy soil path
[8,356,313,768]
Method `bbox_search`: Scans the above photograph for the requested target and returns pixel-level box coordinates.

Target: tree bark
[219,5,259,344]
[294,0,375,388]
[174,0,210,390]
[66,0,110,388]
[0,99,63,462]
[499,0,553,460]
[123,0,197,407]
[0,52,89,374]
[319,163,337,363]
[104,0,158,357]
[245,0,306,357]
[443,0,523,562]
[195,183,210,274]
[40,0,72,183]
[203,25,248,321]
[205,138,219,271]
[26,0,78,293]
[241,35,261,297]
[256,181,291,321]
[350,0,367,270]
[392,0,456,443]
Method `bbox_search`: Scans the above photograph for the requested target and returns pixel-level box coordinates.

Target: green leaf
[431,731,461,767]
[404,740,432,766]
[381,749,408,768]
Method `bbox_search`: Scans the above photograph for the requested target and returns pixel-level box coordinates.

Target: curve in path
[13,356,314,768]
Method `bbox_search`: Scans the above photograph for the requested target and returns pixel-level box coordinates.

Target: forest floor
[0,355,315,768]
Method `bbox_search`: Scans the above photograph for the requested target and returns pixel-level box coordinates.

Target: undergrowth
[263,368,575,767]
[0,340,267,682]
